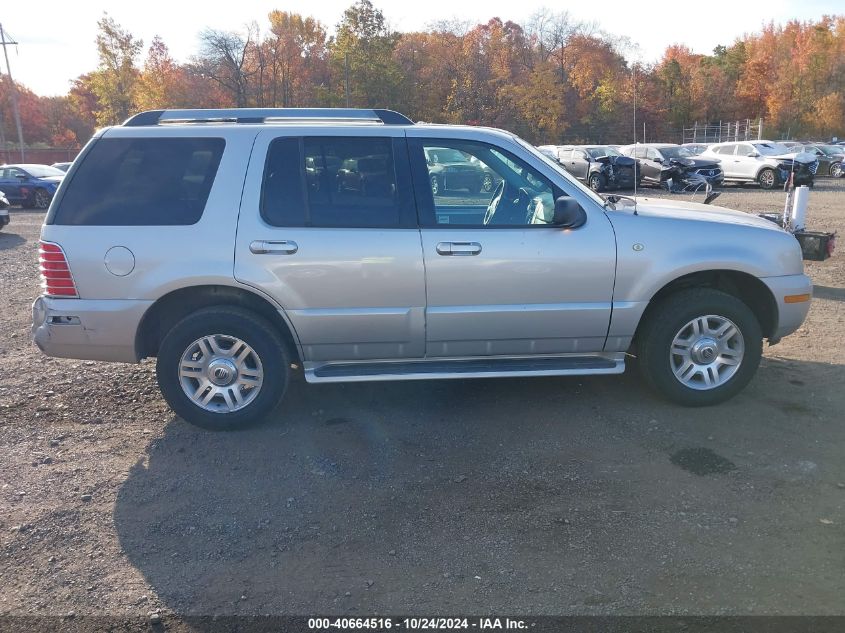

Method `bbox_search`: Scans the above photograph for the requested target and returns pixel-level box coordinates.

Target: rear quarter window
[52,137,225,226]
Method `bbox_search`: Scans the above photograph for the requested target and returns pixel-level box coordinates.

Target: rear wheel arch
[136,284,301,363]
[635,270,778,343]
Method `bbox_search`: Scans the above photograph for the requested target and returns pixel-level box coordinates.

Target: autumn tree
[89,15,143,125]
[265,12,330,107]
[136,36,187,110]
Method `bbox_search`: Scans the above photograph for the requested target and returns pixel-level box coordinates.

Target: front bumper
[761,274,813,341]
[31,296,152,363]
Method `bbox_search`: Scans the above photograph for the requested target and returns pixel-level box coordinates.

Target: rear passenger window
[53,137,224,226]
[261,136,400,228]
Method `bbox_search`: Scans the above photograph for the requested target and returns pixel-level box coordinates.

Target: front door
[234,130,426,362]
[408,136,616,357]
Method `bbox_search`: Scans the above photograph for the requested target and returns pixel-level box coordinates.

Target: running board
[304,355,625,383]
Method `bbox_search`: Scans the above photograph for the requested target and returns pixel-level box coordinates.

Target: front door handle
[436,241,482,256]
[249,240,298,255]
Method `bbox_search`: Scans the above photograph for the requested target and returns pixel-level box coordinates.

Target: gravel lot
[0,181,843,621]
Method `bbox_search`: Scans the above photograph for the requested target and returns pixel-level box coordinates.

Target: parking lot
[1,181,844,618]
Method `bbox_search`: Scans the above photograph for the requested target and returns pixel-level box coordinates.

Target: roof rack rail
[123,108,414,127]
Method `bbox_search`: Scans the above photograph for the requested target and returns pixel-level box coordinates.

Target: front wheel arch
[635,270,778,345]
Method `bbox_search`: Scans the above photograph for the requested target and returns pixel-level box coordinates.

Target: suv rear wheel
[757,168,777,190]
[637,288,762,406]
[156,306,289,430]
[24,188,51,210]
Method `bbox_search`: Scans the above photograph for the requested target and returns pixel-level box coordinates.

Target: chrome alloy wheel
[178,334,264,413]
[670,315,744,390]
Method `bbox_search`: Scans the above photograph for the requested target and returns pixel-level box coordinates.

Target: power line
[0,23,25,162]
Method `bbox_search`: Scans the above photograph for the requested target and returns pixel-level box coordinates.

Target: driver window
[646,148,662,161]
[420,141,557,227]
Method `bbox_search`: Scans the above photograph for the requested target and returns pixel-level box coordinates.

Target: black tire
[156,306,290,430]
[588,172,605,192]
[636,288,763,406]
[24,188,51,210]
[757,168,777,190]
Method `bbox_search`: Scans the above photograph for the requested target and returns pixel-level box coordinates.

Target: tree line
[1,1,843,151]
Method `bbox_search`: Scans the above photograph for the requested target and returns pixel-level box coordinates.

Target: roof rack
[123,108,414,127]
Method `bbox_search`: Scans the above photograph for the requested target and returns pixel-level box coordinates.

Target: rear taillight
[39,241,78,297]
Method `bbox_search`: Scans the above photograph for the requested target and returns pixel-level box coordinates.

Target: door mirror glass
[553,196,587,228]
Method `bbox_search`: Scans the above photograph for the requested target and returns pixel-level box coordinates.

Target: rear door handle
[249,240,298,255]
[436,241,482,256]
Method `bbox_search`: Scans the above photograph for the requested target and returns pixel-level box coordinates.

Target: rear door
[234,129,426,362]
[570,149,590,180]
[408,134,616,357]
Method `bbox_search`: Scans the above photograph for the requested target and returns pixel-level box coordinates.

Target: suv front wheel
[637,288,763,406]
[156,306,289,430]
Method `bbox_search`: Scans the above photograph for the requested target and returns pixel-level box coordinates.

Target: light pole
[0,23,25,162]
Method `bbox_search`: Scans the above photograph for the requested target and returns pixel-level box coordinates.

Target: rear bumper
[761,274,813,341]
[31,296,152,363]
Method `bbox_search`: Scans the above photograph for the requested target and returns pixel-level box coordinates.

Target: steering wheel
[483,180,533,225]
[482,180,506,225]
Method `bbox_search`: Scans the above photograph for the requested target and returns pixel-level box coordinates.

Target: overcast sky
[1,0,840,96]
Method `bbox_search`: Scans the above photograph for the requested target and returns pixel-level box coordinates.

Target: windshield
[23,165,66,178]
[659,146,694,159]
[513,135,606,206]
[752,142,790,156]
[819,144,843,156]
[427,148,469,164]
[586,147,621,159]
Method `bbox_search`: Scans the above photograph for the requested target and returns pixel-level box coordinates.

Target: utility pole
[344,53,350,108]
[632,65,637,144]
[0,24,25,162]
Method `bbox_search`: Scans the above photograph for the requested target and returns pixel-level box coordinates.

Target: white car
[700,141,817,189]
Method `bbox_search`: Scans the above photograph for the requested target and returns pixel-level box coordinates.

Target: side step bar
[304,355,625,384]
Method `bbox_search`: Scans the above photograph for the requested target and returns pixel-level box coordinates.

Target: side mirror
[16,174,27,180]
[553,196,587,229]
[747,151,759,157]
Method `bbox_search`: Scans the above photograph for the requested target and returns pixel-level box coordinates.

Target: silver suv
[32,108,812,430]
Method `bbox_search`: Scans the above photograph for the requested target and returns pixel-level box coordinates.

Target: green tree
[330,0,402,107]
[89,14,142,125]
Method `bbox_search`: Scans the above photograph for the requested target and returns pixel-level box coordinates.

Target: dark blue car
[0,164,65,209]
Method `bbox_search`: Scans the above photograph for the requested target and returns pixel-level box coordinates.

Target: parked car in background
[796,144,843,177]
[536,145,559,162]
[0,190,9,230]
[552,145,638,192]
[681,143,710,156]
[0,164,65,209]
[619,143,723,189]
[700,141,817,189]
[51,162,72,172]
[424,146,497,195]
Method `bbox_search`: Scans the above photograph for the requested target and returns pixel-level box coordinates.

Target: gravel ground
[0,181,843,621]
